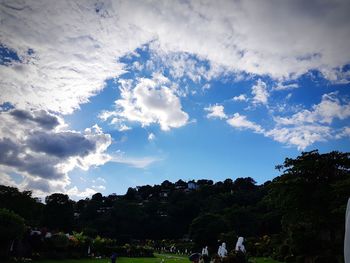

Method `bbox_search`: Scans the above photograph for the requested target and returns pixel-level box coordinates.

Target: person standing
[202,246,208,256]
[201,246,210,263]
[235,237,246,253]
[218,243,227,258]
[111,252,117,263]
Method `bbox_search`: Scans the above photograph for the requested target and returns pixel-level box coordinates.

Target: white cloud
[205,104,227,119]
[274,92,350,125]
[202,83,211,91]
[96,177,107,183]
[265,125,332,151]
[251,79,269,105]
[1,0,350,195]
[273,83,299,91]
[336,127,350,139]
[103,76,189,131]
[118,124,132,132]
[227,113,264,133]
[148,133,156,141]
[152,52,212,83]
[268,92,350,149]
[207,92,350,150]
[232,94,248,102]
[92,185,106,191]
[0,171,18,188]
[66,186,97,199]
[111,151,161,169]
[1,0,349,117]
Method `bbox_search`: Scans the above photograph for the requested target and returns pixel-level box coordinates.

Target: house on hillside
[175,179,187,190]
[187,181,198,190]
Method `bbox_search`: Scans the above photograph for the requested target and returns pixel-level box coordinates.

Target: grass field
[31,254,282,263]
[249,257,283,263]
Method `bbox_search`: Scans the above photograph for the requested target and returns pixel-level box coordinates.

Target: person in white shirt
[235,237,246,253]
[218,242,227,258]
[202,246,208,256]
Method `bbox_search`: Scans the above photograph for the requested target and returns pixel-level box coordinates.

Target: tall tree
[267,150,350,259]
[42,193,74,232]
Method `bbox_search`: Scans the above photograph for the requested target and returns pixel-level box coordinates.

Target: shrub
[284,255,295,262]
[314,255,339,263]
[0,208,25,259]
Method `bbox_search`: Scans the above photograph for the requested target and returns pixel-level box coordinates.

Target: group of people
[216,236,246,258]
[190,236,246,263]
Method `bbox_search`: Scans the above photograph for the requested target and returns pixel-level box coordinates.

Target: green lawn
[31,254,281,263]
[249,258,283,263]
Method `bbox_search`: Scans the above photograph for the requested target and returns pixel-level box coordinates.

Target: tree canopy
[0,150,349,262]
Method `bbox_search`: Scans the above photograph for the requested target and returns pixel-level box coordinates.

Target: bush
[50,233,69,249]
[0,208,26,243]
[314,255,339,263]
[284,255,295,262]
[0,208,25,259]
[295,255,305,263]
[43,233,69,259]
[222,251,247,263]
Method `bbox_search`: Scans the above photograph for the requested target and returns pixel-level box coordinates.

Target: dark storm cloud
[0,138,22,167]
[25,178,52,193]
[22,154,63,179]
[0,108,108,182]
[0,137,63,179]
[10,109,60,130]
[27,131,96,158]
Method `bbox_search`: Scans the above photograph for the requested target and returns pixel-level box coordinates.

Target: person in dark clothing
[111,252,117,263]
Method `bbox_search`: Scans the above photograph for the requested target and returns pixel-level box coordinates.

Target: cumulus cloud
[202,83,211,91]
[208,92,350,150]
[232,94,248,102]
[10,109,61,130]
[1,0,350,117]
[119,124,132,132]
[251,79,269,106]
[27,131,96,158]
[66,186,97,199]
[92,185,106,191]
[227,113,264,133]
[1,0,350,195]
[205,105,227,119]
[267,92,350,149]
[336,127,350,139]
[265,125,332,151]
[273,83,299,91]
[0,0,138,114]
[0,109,112,196]
[274,92,350,125]
[102,75,189,131]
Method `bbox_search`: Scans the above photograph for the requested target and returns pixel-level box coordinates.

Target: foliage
[266,150,350,261]
[190,213,228,249]
[0,185,43,226]
[42,193,74,232]
[0,150,349,262]
[0,208,26,243]
[0,208,26,259]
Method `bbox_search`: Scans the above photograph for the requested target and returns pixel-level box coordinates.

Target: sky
[0,0,350,199]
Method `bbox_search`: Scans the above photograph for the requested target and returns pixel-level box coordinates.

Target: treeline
[0,150,349,262]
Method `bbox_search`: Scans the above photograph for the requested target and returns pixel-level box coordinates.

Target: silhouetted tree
[42,193,74,232]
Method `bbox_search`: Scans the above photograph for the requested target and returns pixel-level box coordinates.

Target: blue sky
[0,0,350,199]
